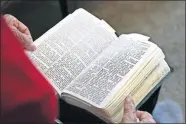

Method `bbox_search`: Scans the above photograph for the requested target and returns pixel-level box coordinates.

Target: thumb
[11,26,36,51]
[122,95,138,123]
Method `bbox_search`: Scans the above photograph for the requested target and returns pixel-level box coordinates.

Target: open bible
[27,8,170,123]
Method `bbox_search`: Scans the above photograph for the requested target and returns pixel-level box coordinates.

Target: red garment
[0,17,58,123]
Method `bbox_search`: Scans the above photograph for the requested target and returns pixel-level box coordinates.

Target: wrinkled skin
[3,14,36,51]
[122,95,156,123]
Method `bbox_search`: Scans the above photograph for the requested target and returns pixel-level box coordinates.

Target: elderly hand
[122,95,156,123]
[3,14,36,51]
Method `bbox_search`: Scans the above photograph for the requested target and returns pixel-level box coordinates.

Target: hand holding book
[3,14,36,51]
[122,95,156,123]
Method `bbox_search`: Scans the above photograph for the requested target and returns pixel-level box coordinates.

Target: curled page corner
[121,33,150,41]
[100,19,116,34]
[127,33,150,41]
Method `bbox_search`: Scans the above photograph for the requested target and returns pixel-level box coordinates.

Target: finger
[3,14,33,40]
[15,19,33,40]
[139,118,156,123]
[136,110,153,121]
[122,95,138,123]
[3,14,15,26]
[11,26,36,51]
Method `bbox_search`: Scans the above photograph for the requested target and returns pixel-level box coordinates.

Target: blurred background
[2,0,185,122]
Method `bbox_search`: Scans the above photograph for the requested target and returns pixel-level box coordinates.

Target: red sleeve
[0,17,58,123]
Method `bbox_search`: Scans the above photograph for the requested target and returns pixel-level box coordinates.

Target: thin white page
[100,20,116,34]
[27,8,118,95]
[63,34,157,107]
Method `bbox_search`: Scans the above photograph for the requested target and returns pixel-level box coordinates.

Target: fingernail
[28,36,33,41]
[126,95,132,103]
[30,45,36,51]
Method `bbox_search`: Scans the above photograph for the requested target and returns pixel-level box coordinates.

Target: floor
[2,0,185,122]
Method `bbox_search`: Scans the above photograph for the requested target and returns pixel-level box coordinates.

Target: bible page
[63,34,157,107]
[27,9,118,95]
